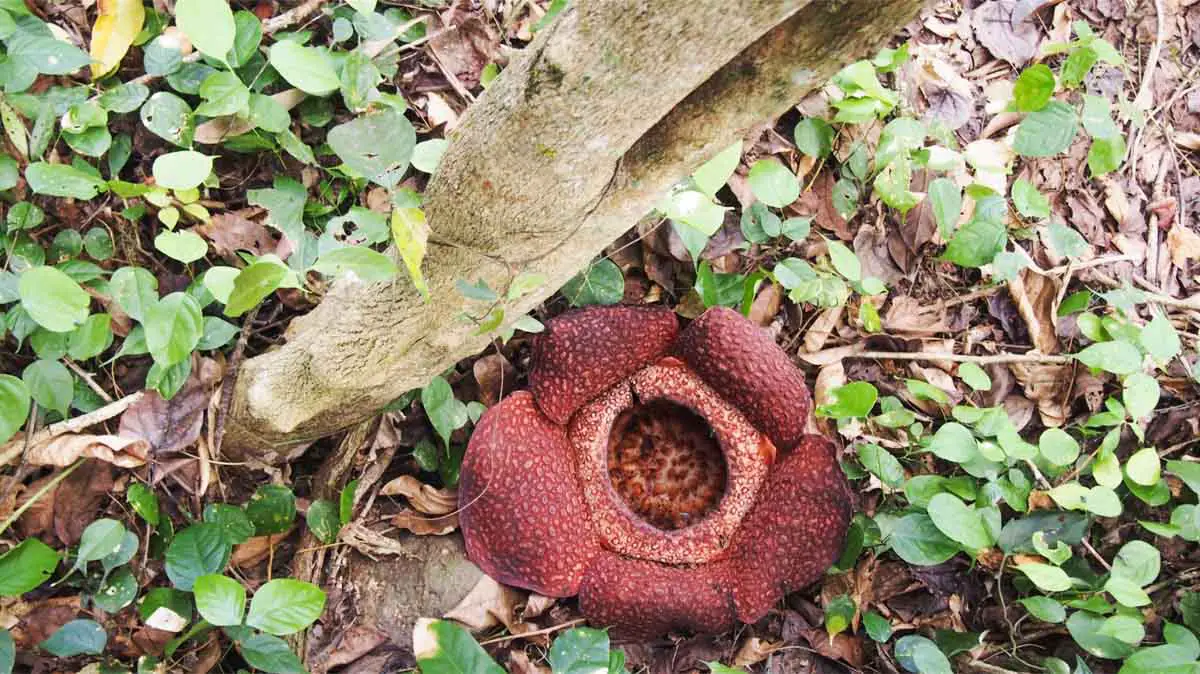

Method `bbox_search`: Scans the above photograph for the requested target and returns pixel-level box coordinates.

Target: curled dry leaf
[443,575,522,632]
[194,210,277,260]
[508,651,551,674]
[10,596,80,648]
[803,305,844,353]
[1167,224,1200,267]
[118,357,221,455]
[732,637,784,668]
[23,434,148,468]
[1007,268,1060,354]
[522,593,556,620]
[391,509,458,536]
[379,475,457,515]
[473,353,516,408]
[231,528,293,568]
[1009,362,1071,427]
[748,282,783,327]
[311,625,389,674]
[883,296,950,336]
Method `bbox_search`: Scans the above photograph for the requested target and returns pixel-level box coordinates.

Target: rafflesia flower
[459,305,852,637]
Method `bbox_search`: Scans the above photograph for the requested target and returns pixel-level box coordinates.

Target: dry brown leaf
[1007,268,1060,354]
[798,628,865,667]
[119,357,220,455]
[972,0,1040,66]
[883,296,950,335]
[443,575,521,632]
[311,625,389,673]
[194,89,306,144]
[732,637,784,667]
[473,354,515,408]
[391,509,459,536]
[1167,224,1200,267]
[508,651,551,674]
[423,92,459,129]
[340,521,421,557]
[747,283,782,326]
[379,475,457,515]
[194,210,277,260]
[11,596,79,648]
[522,593,556,620]
[24,434,148,468]
[231,530,292,568]
[802,306,843,353]
[429,8,502,90]
[1009,362,1072,427]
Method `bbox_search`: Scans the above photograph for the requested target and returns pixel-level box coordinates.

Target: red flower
[459,306,852,637]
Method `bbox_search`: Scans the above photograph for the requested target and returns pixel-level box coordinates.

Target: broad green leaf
[827,240,861,282]
[548,627,611,674]
[1013,64,1055,112]
[245,484,296,536]
[152,150,213,190]
[195,70,249,117]
[110,266,159,322]
[306,500,340,544]
[68,313,113,360]
[1039,428,1080,466]
[0,376,29,446]
[165,523,231,591]
[411,138,449,175]
[958,363,992,391]
[889,513,959,566]
[1019,596,1066,623]
[561,259,624,307]
[269,41,340,95]
[927,177,961,238]
[25,162,107,200]
[237,632,305,674]
[692,141,741,195]
[746,158,799,208]
[203,503,254,546]
[40,619,106,657]
[894,635,952,674]
[818,381,877,419]
[22,359,72,416]
[154,230,209,264]
[941,216,1005,268]
[1122,372,1159,421]
[225,261,286,317]
[72,518,126,575]
[1067,611,1136,659]
[93,566,137,612]
[422,376,469,449]
[19,266,90,332]
[127,482,160,526]
[857,443,905,488]
[1140,311,1181,362]
[794,118,833,159]
[1013,101,1079,157]
[928,422,978,463]
[327,109,416,187]
[1015,562,1072,592]
[413,619,504,674]
[140,92,194,147]
[1075,340,1143,375]
[144,293,202,366]
[0,539,58,596]
[312,246,398,282]
[193,574,245,626]
[928,493,993,550]
[391,207,429,298]
[1124,447,1160,487]
[246,579,326,635]
[1111,540,1160,587]
[175,0,235,60]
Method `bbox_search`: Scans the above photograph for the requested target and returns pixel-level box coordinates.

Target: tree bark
[224,0,927,461]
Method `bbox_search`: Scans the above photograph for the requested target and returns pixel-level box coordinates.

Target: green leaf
[692,141,741,195]
[1167,460,1200,497]
[928,422,979,463]
[894,634,952,674]
[889,513,959,566]
[152,150,213,191]
[928,493,993,550]
[306,499,340,544]
[794,118,833,159]
[1067,610,1136,659]
[390,206,430,298]
[40,619,106,657]
[1019,596,1066,623]
[155,230,209,264]
[165,523,232,591]
[19,266,90,333]
[25,162,107,200]
[269,41,340,95]
[0,539,58,596]
[140,91,194,147]
[127,482,160,526]
[68,313,113,360]
[1015,562,1073,592]
[194,574,246,626]
[1140,311,1181,362]
[1075,340,1143,375]
[245,484,296,536]
[411,138,449,175]
[906,379,949,404]
[818,381,877,419]
[1039,428,1080,466]
[1013,64,1055,112]
[175,0,235,59]
[0,376,30,446]
[413,619,504,674]
[145,292,202,366]
[1122,372,1159,422]
[1088,135,1125,176]
[1111,540,1160,588]
[195,70,249,117]
[110,266,159,322]
[927,177,961,238]
[863,611,893,642]
[1124,447,1161,487]
[0,628,13,674]
[1013,101,1079,157]
[312,246,398,282]
[94,566,138,612]
[203,503,255,546]
[22,359,72,416]
[746,158,799,208]
[940,215,1006,268]
[245,578,325,635]
[225,261,286,317]
[327,109,416,187]
[548,627,611,674]
[827,240,861,282]
[857,443,905,488]
[237,631,305,674]
[957,363,992,391]
[422,376,469,449]
[561,259,624,306]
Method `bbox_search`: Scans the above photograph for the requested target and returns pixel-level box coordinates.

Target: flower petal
[725,435,853,622]
[674,307,811,451]
[528,305,678,424]
[578,552,736,639]
[459,391,602,596]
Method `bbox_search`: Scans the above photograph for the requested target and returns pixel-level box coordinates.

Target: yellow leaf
[89,0,145,79]
[391,206,430,299]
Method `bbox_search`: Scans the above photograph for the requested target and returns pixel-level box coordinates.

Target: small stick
[477,618,588,646]
[64,359,114,404]
[850,351,1073,365]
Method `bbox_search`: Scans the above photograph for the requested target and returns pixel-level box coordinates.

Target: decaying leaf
[195,210,277,260]
[443,575,521,632]
[1167,224,1200,267]
[732,637,784,667]
[473,353,516,408]
[883,296,950,335]
[90,0,145,78]
[1009,362,1071,427]
[379,475,456,515]
[1008,268,1060,354]
[391,207,430,298]
[391,509,458,536]
[23,434,148,468]
[310,625,389,673]
[972,0,1040,66]
[118,357,221,455]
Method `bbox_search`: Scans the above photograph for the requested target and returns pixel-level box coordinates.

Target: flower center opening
[606,399,728,531]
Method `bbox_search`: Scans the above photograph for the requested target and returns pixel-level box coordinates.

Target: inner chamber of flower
[606,399,727,531]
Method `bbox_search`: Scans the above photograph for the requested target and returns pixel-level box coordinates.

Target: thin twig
[850,351,1073,365]
[0,459,84,536]
[477,618,588,646]
[262,0,328,33]
[1081,537,1112,571]
[64,359,114,404]
[0,392,144,466]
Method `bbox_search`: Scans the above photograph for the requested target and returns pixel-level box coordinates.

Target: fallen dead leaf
[391,509,459,536]
[231,530,292,568]
[1008,268,1060,354]
[732,637,784,667]
[473,353,515,408]
[119,357,220,455]
[443,575,521,632]
[311,624,389,673]
[508,651,551,674]
[1009,362,1072,427]
[54,460,114,545]
[194,210,277,260]
[972,0,1041,66]
[802,306,844,353]
[11,596,79,648]
[24,433,148,468]
[194,89,306,144]
[379,475,457,515]
[748,283,783,326]
[1167,224,1200,267]
[883,296,950,335]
